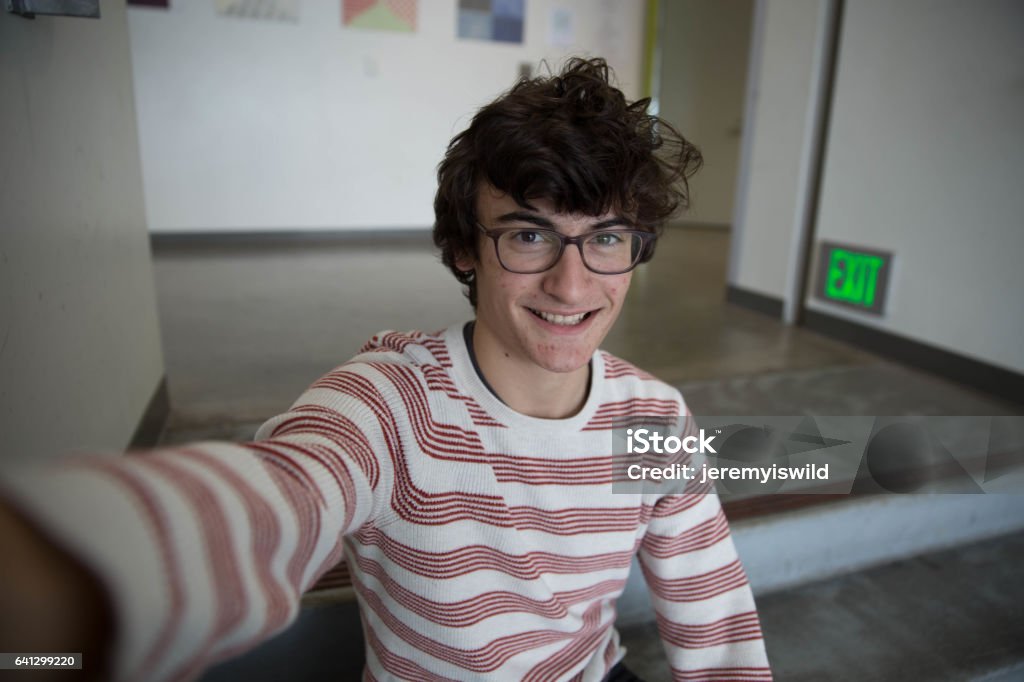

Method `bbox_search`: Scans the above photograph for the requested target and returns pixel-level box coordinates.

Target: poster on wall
[343,0,417,32]
[457,0,525,44]
[215,0,299,23]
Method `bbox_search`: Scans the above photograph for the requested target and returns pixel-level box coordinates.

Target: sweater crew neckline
[445,322,604,432]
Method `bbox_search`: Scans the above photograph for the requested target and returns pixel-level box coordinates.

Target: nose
[541,243,592,303]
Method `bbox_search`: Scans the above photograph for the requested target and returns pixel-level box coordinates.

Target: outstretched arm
[0,364,391,682]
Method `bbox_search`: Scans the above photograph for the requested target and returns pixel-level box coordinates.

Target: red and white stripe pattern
[1,325,770,681]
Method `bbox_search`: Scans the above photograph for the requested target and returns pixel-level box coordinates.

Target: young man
[0,58,771,681]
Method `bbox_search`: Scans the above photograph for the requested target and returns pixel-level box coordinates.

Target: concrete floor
[153,228,1016,429]
[618,530,1024,682]
[153,228,1024,681]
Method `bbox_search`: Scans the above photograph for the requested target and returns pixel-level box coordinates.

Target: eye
[511,230,542,244]
[506,229,560,247]
[591,232,625,246]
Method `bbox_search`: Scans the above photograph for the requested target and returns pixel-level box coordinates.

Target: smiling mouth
[527,308,595,326]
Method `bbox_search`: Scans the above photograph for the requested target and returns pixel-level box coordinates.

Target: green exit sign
[814,242,892,315]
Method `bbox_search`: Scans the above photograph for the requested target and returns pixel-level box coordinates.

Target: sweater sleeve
[635,409,773,681]
[0,363,394,682]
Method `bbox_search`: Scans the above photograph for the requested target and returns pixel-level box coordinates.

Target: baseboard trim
[725,284,784,319]
[151,228,433,251]
[803,309,1024,406]
[129,377,170,449]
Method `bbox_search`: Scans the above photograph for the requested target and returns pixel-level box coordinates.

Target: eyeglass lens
[497,230,643,274]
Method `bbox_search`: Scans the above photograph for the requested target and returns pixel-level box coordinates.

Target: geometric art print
[343,0,417,32]
[457,0,524,44]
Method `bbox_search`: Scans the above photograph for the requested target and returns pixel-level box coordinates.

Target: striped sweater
[2,325,771,681]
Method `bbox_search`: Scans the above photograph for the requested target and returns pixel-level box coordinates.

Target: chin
[540,360,589,375]
[531,345,598,375]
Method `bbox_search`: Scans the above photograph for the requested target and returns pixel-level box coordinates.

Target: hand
[0,500,114,681]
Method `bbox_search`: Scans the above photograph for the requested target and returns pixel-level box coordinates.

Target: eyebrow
[495,211,631,230]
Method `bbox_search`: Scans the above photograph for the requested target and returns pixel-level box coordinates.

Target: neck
[471,323,591,419]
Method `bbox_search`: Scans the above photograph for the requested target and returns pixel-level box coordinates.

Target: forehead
[476,182,621,225]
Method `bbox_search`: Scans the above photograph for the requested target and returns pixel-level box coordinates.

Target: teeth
[532,309,588,326]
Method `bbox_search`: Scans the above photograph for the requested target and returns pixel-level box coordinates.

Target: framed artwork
[343,0,417,32]
[215,0,299,23]
[457,0,524,44]
[8,0,100,18]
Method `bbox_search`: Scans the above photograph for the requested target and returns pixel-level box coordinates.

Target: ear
[454,251,476,274]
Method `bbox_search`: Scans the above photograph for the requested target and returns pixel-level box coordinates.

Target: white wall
[658,0,753,226]
[0,3,165,463]
[126,0,646,233]
[728,0,827,298]
[807,0,1024,373]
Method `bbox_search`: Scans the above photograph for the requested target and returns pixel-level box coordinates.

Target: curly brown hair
[433,57,702,308]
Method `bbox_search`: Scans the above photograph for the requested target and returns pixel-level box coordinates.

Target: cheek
[605,278,630,303]
[496,273,532,297]
[617,275,633,297]
[480,274,526,312]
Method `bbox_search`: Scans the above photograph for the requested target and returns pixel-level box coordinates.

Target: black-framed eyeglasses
[477,223,656,275]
